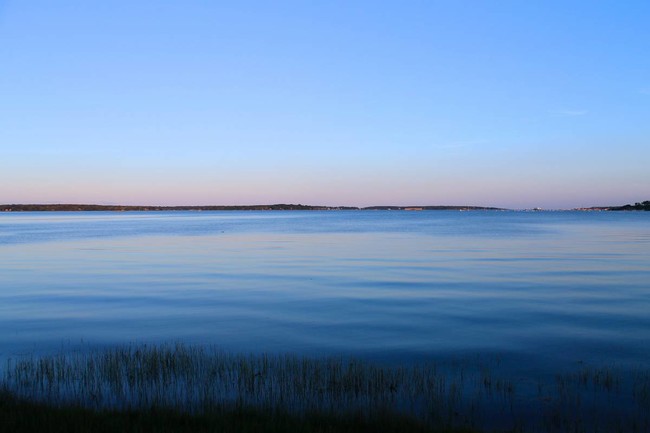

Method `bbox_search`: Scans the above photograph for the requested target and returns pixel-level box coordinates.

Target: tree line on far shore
[1,202,648,212]
[0,204,500,212]
[608,201,650,211]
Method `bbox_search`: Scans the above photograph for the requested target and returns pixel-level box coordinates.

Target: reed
[1,344,649,432]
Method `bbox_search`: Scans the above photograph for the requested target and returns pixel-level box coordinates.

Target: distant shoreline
[0,202,648,212]
[1,204,503,212]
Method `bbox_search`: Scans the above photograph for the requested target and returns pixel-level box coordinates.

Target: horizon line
[1,202,644,212]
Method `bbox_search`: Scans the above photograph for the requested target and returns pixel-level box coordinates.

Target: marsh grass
[1,344,649,432]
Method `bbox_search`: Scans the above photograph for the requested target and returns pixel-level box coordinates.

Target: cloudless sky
[1,1,648,208]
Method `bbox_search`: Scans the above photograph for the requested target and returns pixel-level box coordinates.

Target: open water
[1,210,649,376]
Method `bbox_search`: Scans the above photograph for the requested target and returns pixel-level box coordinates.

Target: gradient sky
[1,1,649,209]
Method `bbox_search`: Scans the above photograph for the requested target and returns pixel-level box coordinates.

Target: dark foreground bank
[0,393,470,433]
[1,345,649,433]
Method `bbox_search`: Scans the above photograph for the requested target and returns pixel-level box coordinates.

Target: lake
[1,210,649,377]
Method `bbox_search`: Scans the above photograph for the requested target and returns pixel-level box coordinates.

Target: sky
[1,1,649,209]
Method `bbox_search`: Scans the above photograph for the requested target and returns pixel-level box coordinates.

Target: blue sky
[1,1,648,208]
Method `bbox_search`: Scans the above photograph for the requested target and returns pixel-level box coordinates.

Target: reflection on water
[0,211,649,376]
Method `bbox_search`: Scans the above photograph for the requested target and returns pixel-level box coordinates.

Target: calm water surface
[1,211,649,375]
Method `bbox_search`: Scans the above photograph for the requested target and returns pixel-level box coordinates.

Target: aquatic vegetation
[1,345,649,432]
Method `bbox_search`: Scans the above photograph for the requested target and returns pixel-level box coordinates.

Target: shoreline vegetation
[0,201,648,212]
[1,344,649,432]
[0,204,501,212]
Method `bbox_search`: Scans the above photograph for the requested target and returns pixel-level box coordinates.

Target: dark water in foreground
[1,211,649,377]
